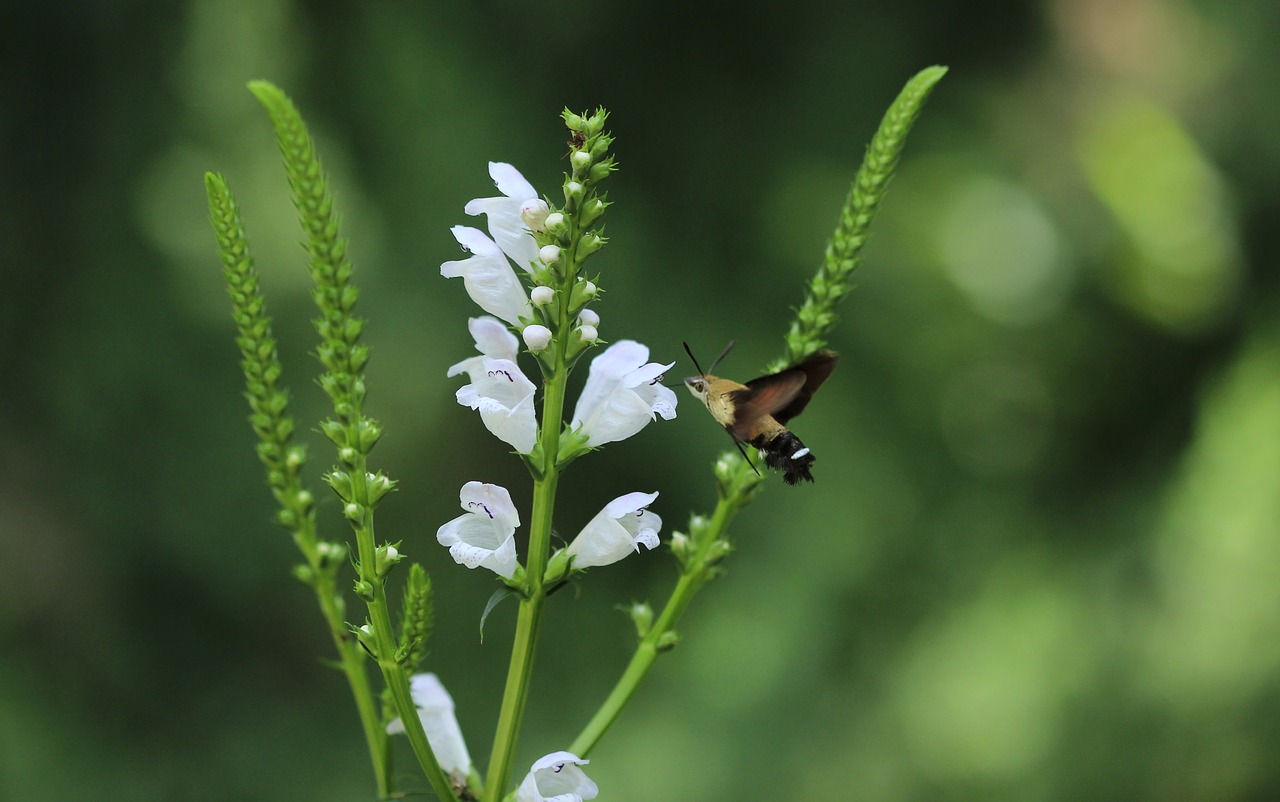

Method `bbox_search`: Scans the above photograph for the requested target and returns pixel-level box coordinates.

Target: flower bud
[354,580,375,601]
[339,446,358,465]
[564,180,584,203]
[577,232,605,260]
[366,471,396,506]
[570,150,592,173]
[538,244,561,264]
[580,197,607,226]
[519,198,550,232]
[344,502,362,522]
[578,308,600,327]
[628,601,654,638]
[317,541,347,567]
[375,543,402,577]
[357,420,383,453]
[325,471,353,501]
[523,324,553,351]
[543,212,566,233]
[577,324,598,344]
[656,630,679,652]
[319,420,348,447]
[531,285,555,306]
[353,622,378,654]
[668,530,691,565]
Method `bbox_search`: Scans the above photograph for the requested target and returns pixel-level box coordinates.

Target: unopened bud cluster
[524,109,616,369]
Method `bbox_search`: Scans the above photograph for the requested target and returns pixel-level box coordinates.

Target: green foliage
[777,65,949,371]
[398,563,434,672]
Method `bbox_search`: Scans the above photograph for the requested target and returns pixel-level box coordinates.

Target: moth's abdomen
[753,429,815,484]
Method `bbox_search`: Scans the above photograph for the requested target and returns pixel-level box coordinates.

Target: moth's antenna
[682,341,707,377]
[707,340,736,375]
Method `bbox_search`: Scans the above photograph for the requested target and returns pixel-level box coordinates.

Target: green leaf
[480,588,517,643]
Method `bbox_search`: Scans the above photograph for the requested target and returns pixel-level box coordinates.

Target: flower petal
[448,316,519,377]
[571,342,679,446]
[567,492,661,569]
[462,163,542,272]
[437,482,521,578]
[454,358,538,453]
[515,752,598,802]
[386,673,473,778]
[441,226,532,324]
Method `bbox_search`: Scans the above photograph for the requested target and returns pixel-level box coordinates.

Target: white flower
[436,482,521,578]
[523,324,553,352]
[455,357,538,454]
[571,340,678,446]
[447,316,519,379]
[515,752,598,802]
[386,673,472,779]
[441,226,532,325]
[566,491,661,568]
[464,162,546,272]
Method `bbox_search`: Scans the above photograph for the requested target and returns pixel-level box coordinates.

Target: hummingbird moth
[683,342,838,484]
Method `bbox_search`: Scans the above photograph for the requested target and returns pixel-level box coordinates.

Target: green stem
[484,355,568,801]
[570,462,753,756]
[313,563,390,796]
[351,464,460,802]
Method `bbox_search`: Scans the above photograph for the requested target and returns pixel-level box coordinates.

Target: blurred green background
[4,0,1280,799]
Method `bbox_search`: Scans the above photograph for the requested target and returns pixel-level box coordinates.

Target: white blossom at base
[515,752,598,802]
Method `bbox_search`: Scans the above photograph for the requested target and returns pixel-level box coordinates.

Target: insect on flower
[683,342,837,484]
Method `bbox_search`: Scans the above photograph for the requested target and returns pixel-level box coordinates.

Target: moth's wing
[727,369,808,441]
[745,350,838,425]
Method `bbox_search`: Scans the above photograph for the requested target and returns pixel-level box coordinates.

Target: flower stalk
[483,109,614,802]
[247,80,458,802]
[571,65,949,757]
[205,170,394,795]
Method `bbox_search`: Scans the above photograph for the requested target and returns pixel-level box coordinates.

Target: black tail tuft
[760,431,815,484]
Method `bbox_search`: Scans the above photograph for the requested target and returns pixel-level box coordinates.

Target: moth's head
[683,376,709,401]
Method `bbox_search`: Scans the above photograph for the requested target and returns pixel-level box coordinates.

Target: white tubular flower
[570,340,678,446]
[441,226,532,325]
[455,357,538,454]
[464,162,546,272]
[386,673,472,780]
[436,481,520,578]
[447,316,519,379]
[515,752,598,802]
[566,491,661,569]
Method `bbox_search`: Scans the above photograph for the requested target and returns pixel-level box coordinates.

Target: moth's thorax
[684,374,748,429]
